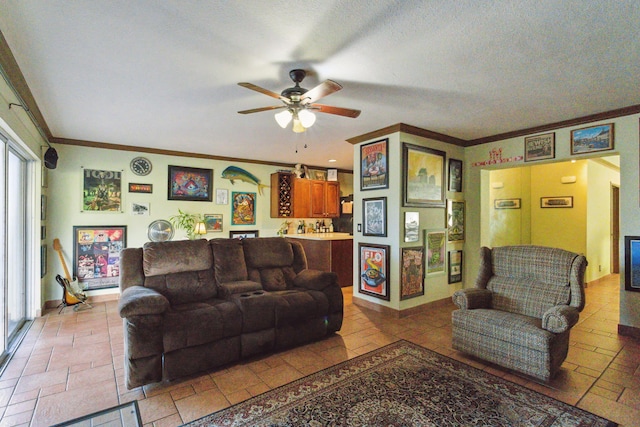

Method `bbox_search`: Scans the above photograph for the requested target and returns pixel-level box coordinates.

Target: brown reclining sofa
[118,237,344,389]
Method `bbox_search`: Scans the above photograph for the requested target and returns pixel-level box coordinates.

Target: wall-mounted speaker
[44,146,58,169]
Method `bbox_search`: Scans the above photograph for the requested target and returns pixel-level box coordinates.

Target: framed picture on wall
[570,123,614,155]
[82,168,123,212]
[358,243,390,301]
[360,138,389,190]
[524,132,555,162]
[425,229,446,276]
[403,143,446,207]
[73,225,127,290]
[363,197,387,237]
[624,236,640,292]
[401,246,425,300]
[204,214,223,232]
[168,165,213,201]
[448,250,463,284]
[447,200,465,242]
[404,211,420,242]
[229,230,259,239]
[448,158,463,192]
[231,192,256,225]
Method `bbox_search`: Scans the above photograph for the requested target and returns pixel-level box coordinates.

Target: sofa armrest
[542,305,579,333]
[293,269,338,291]
[452,288,492,310]
[119,286,169,318]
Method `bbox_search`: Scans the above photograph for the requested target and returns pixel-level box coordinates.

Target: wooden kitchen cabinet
[271,173,339,218]
[310,180,340,218]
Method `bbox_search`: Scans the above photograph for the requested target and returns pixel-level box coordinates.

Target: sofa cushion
[163,299,242,353]
[488,276,571,318]
[491,245,577,287]
[243,237,294,268]
[452,308,553,351]
[293,269,337,291]
[273,290,329,325]
[211,239,249,284]
[258,267,297,291]
[144,269,217,305]
[143,239,212,277]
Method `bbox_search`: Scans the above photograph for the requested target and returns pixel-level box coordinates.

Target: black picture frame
[358,243,390,301]
[73,225,127,290]
[448,158,463,192]
[229,230,259,239]
[524,132,555,162]
[363,197,387,237]
[360,138,389,190]
[403,143,446,207]
[540,196,573,208]
[624,236,640,292]
[448,250,463,284]
[168,165,213,201]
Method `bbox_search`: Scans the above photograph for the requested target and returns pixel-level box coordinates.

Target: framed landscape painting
[403,143,446,207]
[358,243,390,301]
[570,123,614,155]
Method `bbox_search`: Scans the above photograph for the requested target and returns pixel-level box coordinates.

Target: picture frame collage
[358,140,465,301]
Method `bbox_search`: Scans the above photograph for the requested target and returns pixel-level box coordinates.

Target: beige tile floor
[0,274,638,426]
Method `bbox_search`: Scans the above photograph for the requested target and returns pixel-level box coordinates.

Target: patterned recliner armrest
[542,305,580,333]
[452,288,492,310]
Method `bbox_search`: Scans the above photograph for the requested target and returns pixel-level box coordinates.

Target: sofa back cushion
[142,239,216,304]
[488,245,577,318]
[211,239,249,285]
[243,238,296,291]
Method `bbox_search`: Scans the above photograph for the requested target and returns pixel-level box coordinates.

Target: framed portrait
[524,133,555,162]
[128,183,153,193]
[425,229,446,276]
[494,198,521,209]
[73,225,127,290]
[401,246,425,300]
[358,243,390,301]
[168,165,213,201]
[624,236,640,292]
[447,200,465,242]
[541,196,573,208]
[204,214,223,232]
[403,143,446,207]
[571,123,614,155]
[448,158,463,192]
[360,138,389,190]
[229,230,259,239]
[231,192,256,225]
[82,168,123,212]
[404,211,420,243]
[448,250,463,284]
[363,197,387,237]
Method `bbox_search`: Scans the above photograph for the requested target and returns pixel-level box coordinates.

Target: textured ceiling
[1,1,639,170]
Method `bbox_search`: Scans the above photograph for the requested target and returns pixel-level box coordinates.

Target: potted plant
[169,209,203,240]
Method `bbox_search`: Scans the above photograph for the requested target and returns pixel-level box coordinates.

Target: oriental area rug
[183,340,616,427]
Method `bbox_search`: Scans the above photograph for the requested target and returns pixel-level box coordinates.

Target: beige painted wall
[43,143,353,304]
[465,114,639,332]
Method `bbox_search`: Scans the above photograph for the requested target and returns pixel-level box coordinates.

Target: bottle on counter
[329,222,334,233]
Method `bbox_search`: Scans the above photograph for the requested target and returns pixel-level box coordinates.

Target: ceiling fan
[237,69,361,133]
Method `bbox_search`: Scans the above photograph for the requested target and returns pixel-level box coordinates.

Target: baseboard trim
[618,324,640,339]
[352,295,453,318]
[43,293,119,310]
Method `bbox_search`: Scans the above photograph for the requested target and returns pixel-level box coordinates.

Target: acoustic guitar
[52,238,87,308]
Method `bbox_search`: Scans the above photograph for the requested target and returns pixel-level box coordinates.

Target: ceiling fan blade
[238,82,290,102]
[312,104,361,118]
[238,105,286,114]
[302,80,342,104]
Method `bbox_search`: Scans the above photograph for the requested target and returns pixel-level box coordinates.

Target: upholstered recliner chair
[451,245,587,381]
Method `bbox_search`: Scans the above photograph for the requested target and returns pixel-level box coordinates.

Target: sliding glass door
[0,133,30,361]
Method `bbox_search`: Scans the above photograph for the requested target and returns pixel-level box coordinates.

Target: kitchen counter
[285,235,354,287]
[285,232,353,241]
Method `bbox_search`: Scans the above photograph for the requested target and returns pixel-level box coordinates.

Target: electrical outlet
[357,224,362,232]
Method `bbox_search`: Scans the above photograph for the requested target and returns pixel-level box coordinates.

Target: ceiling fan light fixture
[292,117,306,133]
[274,110,292,128]
[298,109,316,128]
